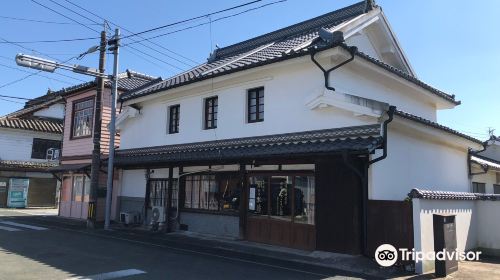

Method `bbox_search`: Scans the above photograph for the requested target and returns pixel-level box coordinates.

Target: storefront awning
[46,163,91,173]
[0,160,58,172]
[114,124,383,167]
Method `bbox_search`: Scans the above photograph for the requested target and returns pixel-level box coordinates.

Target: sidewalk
[108,225,407,279]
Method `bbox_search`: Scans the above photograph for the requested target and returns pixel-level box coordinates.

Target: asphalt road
[0,208,368,280]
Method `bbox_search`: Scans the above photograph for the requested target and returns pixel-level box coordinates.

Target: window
[148,179,178,208]
[247,87,264,123]
[184,174,240,212]
[248,174,315,225]
[204,96,218,129]
[72,98,94,138]
[168,104,180,134]
[31,138,61,159]
[494,184,500,195]
[472,182,486,193]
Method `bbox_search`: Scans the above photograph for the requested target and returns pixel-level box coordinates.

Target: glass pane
[270,176,292,221]
[83,176,91,202]
[61,177,72,202]
[294,176,315,224]
[200,176,210,209]
[185,179,192,208]
[220,176,240,212]
[248,176,268,215]
[208,177,219,210]
[192,177,200,209]
[72,176,83,202]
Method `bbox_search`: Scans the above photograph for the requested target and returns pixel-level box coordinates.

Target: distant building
[0,93,64,208]
[47,70,159,220]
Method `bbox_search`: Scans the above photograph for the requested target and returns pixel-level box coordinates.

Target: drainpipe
[310,45,358,92]
[368,106,396,165]
[468,140,491,176]
[341,105,395,256]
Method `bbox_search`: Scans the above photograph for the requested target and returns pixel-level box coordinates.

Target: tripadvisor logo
[375,244,482,266]
[375,244,398,267]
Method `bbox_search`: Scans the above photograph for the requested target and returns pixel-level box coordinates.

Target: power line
[122,0,287,47]
[61,0,198,68]
[0,63,75,85]
[0,97,24,104]
[0,55,87,82]
[0,94,33,101]
[121,0,264,40]
[63,0,201,66]
[0,36,100,44]
[0,55,78,91]
[31,0,101,34]
[50,0,191,71]
[0,14,101,25]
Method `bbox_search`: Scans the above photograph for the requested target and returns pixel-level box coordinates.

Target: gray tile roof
[47,163,91,172]
[470,154,500,170]
[408,188,500,201]
[0,117,63,134]
[119,1,458,106]
[394,110,482,144]
[0,160,58,171]
[4,95,64,119]
[114,124,382,166]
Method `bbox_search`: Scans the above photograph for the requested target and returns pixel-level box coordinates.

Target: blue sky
[0,0,498,140]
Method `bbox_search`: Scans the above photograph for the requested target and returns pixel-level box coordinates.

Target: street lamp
[15,29,120,230]
[16,53,107,78]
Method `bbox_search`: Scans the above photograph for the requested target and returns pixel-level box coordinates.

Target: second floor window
[169,104,180,134]
[472,182,486,193]
[204,96,218,129]
[248,87,264,123]
[31,138,61,159]
[72,98,94,138]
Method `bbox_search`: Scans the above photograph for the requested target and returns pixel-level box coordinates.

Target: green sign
[7,178,29,208]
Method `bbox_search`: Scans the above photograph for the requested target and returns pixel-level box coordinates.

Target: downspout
[368,106,396,165]
[468,141,491,176]
[310,45,358,92]
[342,105,395,256]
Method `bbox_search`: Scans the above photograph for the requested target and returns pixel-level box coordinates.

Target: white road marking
[49,225,332,278]
[66,269,146,280]
[0,225,22,232]
[0,221,48,230]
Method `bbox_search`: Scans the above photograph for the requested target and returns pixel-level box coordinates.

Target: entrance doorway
[246,174,316,250]
[60,175,90,219]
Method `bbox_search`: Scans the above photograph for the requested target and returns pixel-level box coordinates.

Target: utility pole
[104,28,120,230]
[87,28,106,228]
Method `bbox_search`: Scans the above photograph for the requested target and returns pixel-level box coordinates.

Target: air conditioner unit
[46,148,60,161]
[151,206,166,224]
[120,211,141,225]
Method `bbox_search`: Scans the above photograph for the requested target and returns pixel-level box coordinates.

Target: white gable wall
[345,31,381,60]
[0,128,62,162]
[369,123,470,200]
[120,54,440,150]
[32,103,65,120]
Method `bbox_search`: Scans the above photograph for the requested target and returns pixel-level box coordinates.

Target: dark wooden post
[166,166,174,232]
[177,166,184,227]
[238,163,247,240]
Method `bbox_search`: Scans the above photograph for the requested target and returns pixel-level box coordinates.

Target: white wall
[470,169,499,194]
[33,103,65,120]
[412,198,477,274]
[0,128,62,162]
[476,201,500,253]
[369,124,470,200]
[119,54,439,150]
[120,169,147,198]
[413,198,500,274]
